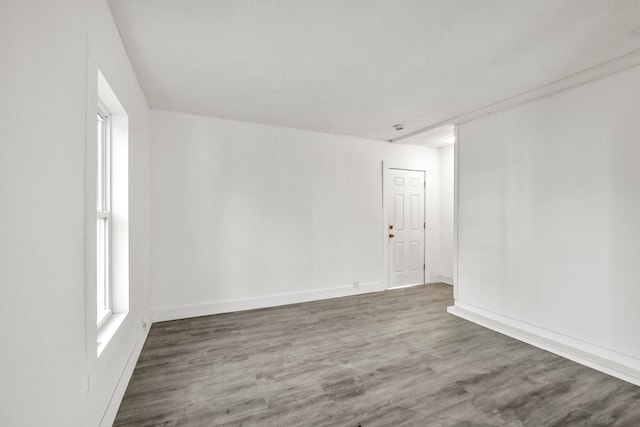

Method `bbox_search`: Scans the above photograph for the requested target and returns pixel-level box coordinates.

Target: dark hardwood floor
[114,283,640,426]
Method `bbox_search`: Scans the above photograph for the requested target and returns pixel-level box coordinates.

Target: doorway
[384,167,426,288]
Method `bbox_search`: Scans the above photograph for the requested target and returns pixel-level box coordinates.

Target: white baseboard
[439,275,453,285]
[429,274,453,285]
[447,301,640,387]
[153,282,384,323]
[100,325,150,427]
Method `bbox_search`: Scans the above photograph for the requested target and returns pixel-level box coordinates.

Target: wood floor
[114,284,640,426]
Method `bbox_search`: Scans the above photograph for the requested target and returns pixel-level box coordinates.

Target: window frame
[96,102,112,329]
[93,69,130,357]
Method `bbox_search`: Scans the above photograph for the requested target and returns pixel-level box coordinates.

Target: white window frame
[96,102,112,329]
[94,69,129,357]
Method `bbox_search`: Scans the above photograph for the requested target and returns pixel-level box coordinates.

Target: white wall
[151,110,441,321]
[452,65,640,384]
[439,145,454,284]
[0,1,151,426]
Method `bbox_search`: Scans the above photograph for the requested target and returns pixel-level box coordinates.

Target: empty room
[1,0,639,426]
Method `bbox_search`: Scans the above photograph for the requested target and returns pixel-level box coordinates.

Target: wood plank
[114,284,640,426]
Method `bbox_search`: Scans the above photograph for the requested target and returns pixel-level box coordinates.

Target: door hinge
[424,222,426,228]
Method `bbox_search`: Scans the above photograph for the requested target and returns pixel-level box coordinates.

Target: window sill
[97,312,127,357]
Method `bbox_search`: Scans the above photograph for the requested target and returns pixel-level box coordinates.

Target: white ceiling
[397,125,454,149]
[108,0,640,141]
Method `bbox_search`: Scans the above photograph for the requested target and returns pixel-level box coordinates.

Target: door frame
[382,160,429,290]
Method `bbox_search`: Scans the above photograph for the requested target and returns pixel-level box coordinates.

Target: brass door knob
[389,233,395,238]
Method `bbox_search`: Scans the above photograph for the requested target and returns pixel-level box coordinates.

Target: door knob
[389,233,395,238]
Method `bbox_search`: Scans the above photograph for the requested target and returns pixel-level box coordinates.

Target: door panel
[388,168,425,287]
[409,241,420,270]
[393,242,404,272]
[393,195,404,230]
[410,195,420,229]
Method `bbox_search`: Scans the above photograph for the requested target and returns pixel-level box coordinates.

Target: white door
[388,168,425,288]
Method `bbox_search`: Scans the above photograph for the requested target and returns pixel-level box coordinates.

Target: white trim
[447,302,640,387]
[383,159,431,173]
[388,282,427,290]
[97,313,126,357]
[452,125,459,300]
[381,162,388,290]
[99,324,150,427]
[390,49,640,143]
[96,211,111,220]
[96,308,113,331]
[381,161,428,290]
[429,274,453,285]
[153,282,384,323]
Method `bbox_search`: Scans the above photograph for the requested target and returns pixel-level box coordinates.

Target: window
[96,104,112,328]
[95,70,129,356]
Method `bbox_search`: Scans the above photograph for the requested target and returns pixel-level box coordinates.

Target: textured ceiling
[108,0,640,141]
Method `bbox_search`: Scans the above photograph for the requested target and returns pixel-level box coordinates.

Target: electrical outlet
[353,280,360,289]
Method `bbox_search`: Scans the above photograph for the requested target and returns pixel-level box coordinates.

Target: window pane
[97,217,109,325]
[97,114,104,211]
